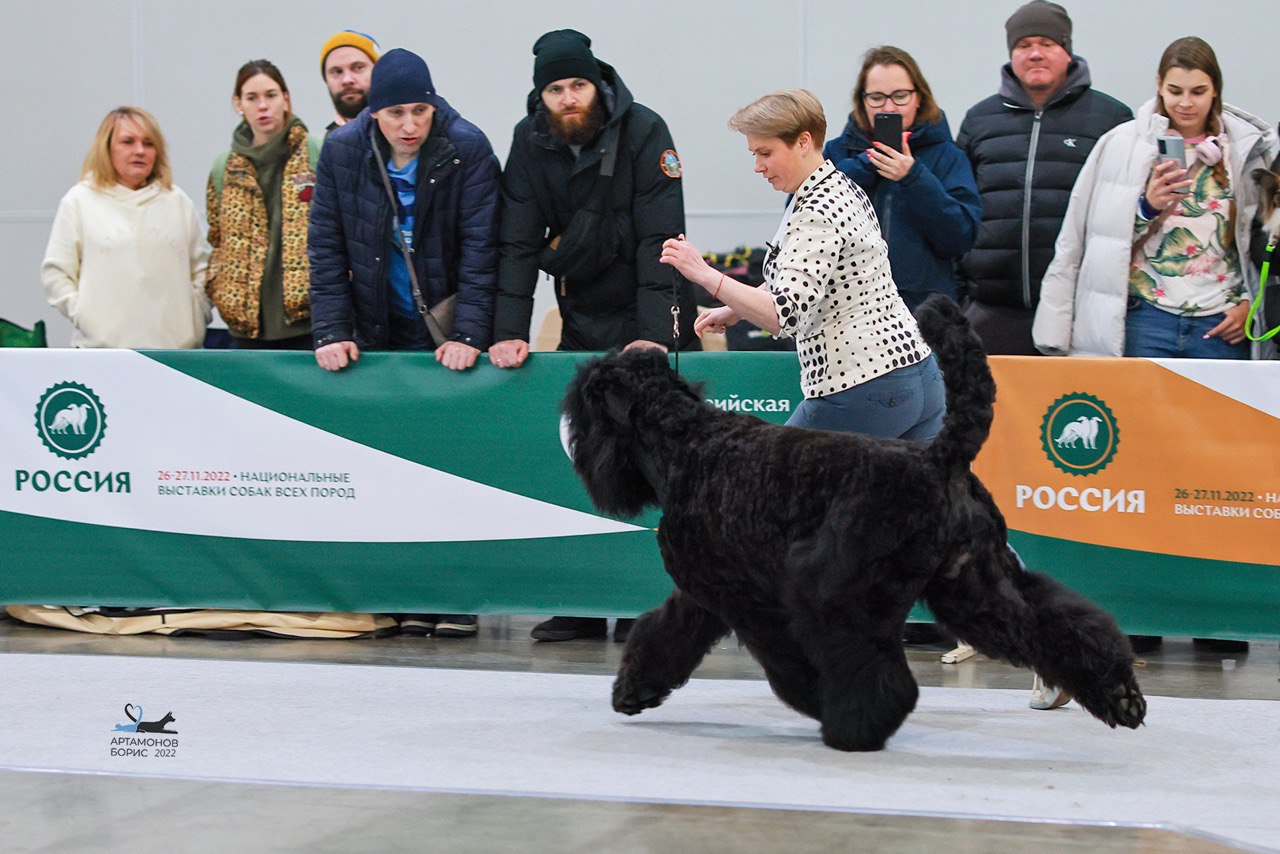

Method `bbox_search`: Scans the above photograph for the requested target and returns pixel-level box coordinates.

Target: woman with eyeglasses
[824,46,981,311]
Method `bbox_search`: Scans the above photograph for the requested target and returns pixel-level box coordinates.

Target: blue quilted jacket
[308,102,500,349]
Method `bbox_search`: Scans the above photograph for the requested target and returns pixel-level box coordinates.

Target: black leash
[670,267,682,373]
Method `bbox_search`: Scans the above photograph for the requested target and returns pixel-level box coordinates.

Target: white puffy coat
[1033,99,1278,357]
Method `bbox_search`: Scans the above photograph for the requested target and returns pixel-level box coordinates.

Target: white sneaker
[1030,673,1073,710]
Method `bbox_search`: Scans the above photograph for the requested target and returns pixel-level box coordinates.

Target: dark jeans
[786,355,946,441]
[387,312,434,351]
[1123,299,1249,359]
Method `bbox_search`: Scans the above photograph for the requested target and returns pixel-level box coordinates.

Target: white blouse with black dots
[764,160,931,399]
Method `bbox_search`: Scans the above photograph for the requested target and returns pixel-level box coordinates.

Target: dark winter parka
[494,63,697,351]
[956,58,1131,310]
[308,102,500,350]
[824,113,981,308]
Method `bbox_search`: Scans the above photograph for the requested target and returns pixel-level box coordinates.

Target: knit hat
[1005,1,1072,55]
[532,29,604,92]
[368,49,440,111]
[320,29,380,76]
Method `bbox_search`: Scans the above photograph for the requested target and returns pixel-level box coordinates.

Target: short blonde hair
[728,88,827,148]
[82,107,173,190]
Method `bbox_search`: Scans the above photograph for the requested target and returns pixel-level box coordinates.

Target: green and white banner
[1,349,1276,637]
[0,350,799,615]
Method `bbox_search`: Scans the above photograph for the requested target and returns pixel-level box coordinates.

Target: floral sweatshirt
[1129,134,1243,316]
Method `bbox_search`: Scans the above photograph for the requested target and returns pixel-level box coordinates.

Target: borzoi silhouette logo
[35,382,106,460]
[1040,393,1119,476]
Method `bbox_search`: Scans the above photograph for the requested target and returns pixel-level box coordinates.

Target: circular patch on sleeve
[660,149,682,178]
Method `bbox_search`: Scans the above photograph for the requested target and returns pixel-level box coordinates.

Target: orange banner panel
[973,357,1280,567]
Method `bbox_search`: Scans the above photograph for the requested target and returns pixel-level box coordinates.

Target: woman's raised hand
[660,234,716,290]
[1145,159,1194,211]
[867,133,915,182]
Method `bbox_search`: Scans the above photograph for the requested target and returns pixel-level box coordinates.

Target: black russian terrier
[562,296,1146,751]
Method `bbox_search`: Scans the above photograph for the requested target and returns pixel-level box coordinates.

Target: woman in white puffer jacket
[1034,37,1278,359]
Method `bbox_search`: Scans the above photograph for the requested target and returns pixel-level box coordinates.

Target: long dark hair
[1156,37,1223,133]
[1156,37,1227,188]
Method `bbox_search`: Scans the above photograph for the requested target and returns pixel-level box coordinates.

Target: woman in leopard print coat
[206,59,323,349]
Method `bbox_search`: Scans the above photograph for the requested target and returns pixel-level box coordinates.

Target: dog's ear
[604,388,633,428]
[1255,169,1280,220]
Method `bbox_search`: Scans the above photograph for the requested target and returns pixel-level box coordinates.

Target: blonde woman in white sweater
[42,107,211,348]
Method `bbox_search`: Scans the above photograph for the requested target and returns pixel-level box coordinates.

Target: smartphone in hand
[873,112,904,153]
[1157,134,1190,194]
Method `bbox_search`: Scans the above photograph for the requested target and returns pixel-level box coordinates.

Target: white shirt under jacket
[1033,99,1279,358]
[766,160,930,398]
[41,180,212,349]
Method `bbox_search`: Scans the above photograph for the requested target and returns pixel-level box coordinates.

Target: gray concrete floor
[2,613,1276,853]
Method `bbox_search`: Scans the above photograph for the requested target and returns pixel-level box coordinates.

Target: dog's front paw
[612,674,670,716]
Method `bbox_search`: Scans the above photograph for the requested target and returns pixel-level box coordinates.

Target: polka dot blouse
[765,160,931,399]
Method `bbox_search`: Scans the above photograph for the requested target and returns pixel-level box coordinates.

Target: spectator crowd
[34,4,1280,655]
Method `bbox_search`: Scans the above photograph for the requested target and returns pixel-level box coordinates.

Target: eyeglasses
[862,89,916,107]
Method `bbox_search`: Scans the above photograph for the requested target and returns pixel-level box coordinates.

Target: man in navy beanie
[490,30,699,643]
[308,47,502,638]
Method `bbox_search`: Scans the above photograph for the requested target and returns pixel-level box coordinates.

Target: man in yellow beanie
[320,29,380,136]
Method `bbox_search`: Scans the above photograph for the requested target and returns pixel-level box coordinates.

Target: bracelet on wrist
[713,273,726,301]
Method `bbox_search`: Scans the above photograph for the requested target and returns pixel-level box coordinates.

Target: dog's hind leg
[923,547,1146,729]
[612,590,729,716]
[792,616,919,752]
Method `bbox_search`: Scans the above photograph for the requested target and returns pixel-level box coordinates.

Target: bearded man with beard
[320,30,380,137]
[491,29,698,643]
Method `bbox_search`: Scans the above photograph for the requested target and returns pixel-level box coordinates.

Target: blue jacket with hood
[308,101,500,350]
[824,113,981,308]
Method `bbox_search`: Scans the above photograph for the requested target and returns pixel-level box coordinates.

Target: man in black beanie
[956,1,1131,356]
[490,29,698,643]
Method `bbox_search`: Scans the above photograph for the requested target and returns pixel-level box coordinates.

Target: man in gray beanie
[954,6,1134,705]
[490,29,699,643]
[956,1,1131,356]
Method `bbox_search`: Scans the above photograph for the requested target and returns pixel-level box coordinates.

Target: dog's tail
[914,295,995,469]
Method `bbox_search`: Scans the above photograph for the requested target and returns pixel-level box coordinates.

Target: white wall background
[2,0,1275,346]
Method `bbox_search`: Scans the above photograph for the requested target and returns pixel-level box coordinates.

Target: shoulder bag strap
[369,126,450,346]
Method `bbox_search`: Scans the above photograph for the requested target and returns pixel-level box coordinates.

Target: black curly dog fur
[563,295,1146,751]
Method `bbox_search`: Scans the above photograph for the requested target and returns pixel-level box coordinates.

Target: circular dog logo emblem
[1040,393,1118,477]
[36,382,107,460]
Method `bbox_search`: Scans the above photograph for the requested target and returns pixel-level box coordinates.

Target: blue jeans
[1123,299,1248,359]
[785,355,946,440]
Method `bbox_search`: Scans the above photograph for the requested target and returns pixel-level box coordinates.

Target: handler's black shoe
[613,619,635,643]
[1193,637,1249,653]
[531,616,607,642]
[1128,635,1163,654]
